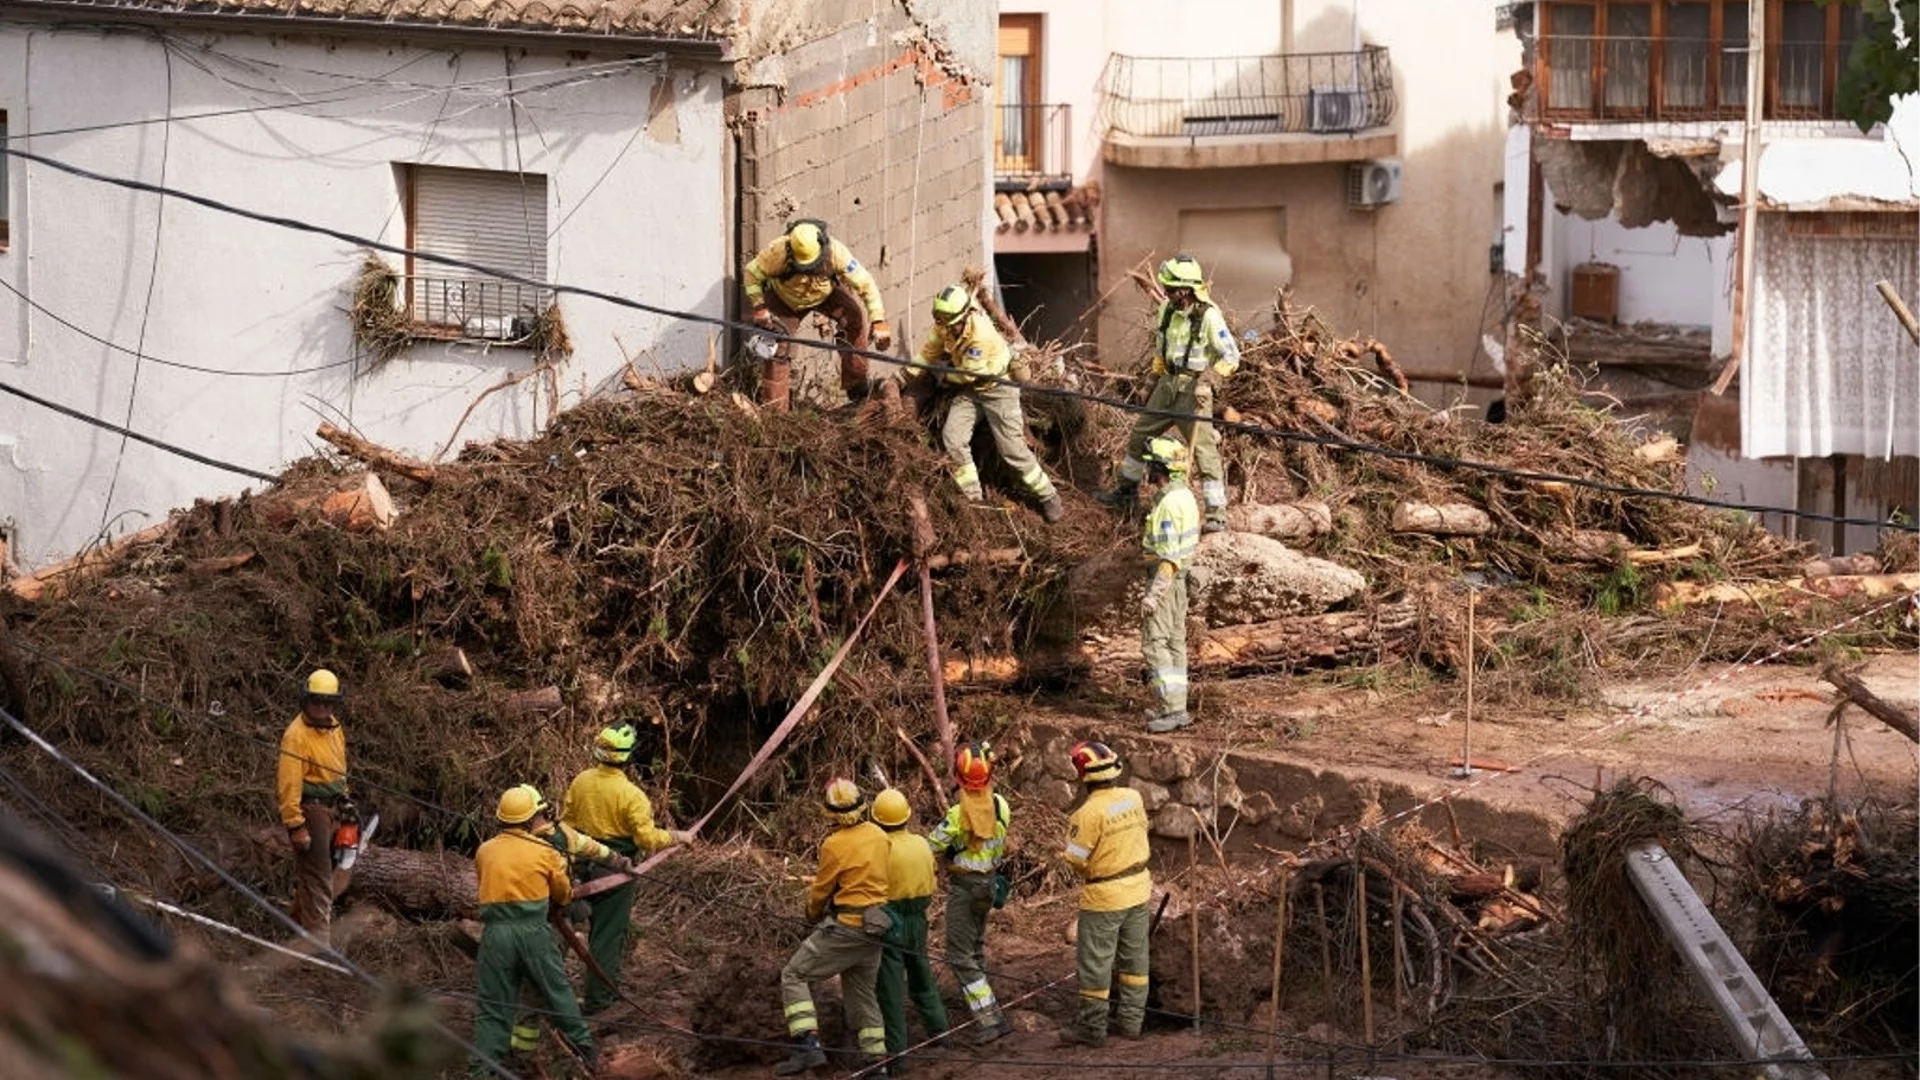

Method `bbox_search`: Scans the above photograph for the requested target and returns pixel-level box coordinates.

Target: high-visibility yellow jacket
[743,236,886,322]
[1143,480,1200,573]
[906,308,1009,387]
[1064,785,1152,912]
[807,820,891,926]
[1152,298,1239,377]
[533,820,614,864]
[275,714,347,830]
[927,793,1011,875]
[882,828,937,902]
[476,826,572,919]
[562,765,674,854]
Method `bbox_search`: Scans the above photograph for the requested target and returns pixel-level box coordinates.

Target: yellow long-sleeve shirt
[1064,786,1152,912]
[561,765,674,854]
[807,821,891,926]
[475,826,572,916]
[882,828,937,902]
[743,236,886,321]
[907,308,1010,387]
[275,714,347,830]
[534,821,614,864]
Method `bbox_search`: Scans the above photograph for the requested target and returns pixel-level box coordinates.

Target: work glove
[1150,355,1168,378]
[667,829,695,846]
[604,852,634,873]
[1008,345,1034,384]
[288,825,311,850]
[750,304,775,330]
[871,320,893,352]
[1141,566,1174,617]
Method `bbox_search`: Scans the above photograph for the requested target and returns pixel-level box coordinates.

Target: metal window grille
[406,164,550,341]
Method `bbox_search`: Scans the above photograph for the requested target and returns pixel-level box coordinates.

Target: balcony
[995,103,1074,190]
[1098,48,1398,169]
[1533,35,1848,123]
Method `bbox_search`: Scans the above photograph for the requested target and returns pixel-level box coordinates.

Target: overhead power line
[0,379,280,482]
[1,142,1911,534]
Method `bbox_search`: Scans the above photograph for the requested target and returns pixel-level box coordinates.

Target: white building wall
[0,27,727,568]
[1550,214,1727,328]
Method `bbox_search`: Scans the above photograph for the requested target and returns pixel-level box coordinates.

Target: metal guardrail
[1099,48,1396,138]
[405,274,552,342]
[1532,35,1839,120]
[995,102,1073,186]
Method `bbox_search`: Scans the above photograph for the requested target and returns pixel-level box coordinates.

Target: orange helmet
[1070,740,1122,782]
[955,743,994,791]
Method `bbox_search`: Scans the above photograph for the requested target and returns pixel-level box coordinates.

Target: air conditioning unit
[1307,86,1365,133]
[1346,158,1402,209]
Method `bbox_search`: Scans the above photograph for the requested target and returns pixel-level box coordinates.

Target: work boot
[970,1015,1014,1046]
[774,1032,828,1075]
[1055,1026,1106,1049]
[861,1056,892,1078]
[1146,711,1192,734]
[1092,480,1138,509]
[1039,493,1065,524]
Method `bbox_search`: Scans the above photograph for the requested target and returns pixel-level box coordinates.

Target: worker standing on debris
[870,787,950,1065]
[1096,255,1239,533]
[275,669,352,947]
[472,784,596,1074]
[744,219,892,410]
[1137,436,1200,733]
[1059,741,1152,1047]
[926,742,1015,1044]
[901,284,1064,523]
[561,723,692,1014]
[776,778,892,1076]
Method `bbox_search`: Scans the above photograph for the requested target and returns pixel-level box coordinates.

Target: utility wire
[0,379,279,482]
[0,701,526,1080]
[5,140,1908,535]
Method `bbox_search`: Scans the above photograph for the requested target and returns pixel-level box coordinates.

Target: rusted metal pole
[1356,863,1375,1045]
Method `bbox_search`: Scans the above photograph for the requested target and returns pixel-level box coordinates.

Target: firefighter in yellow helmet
[560,723,691,1013]
[900,284,1064,523]
[471,784,594,1073]
[275,669,351,946]
[870,788,950,1063]
[743,218,892,410]
[1096,255,1239,532]
[1138,435,1200,733]
[776,778,892,1076]
[1059,741,1151,1047]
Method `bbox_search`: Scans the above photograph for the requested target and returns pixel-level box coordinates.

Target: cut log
[924,548,1024,571]
[257,473,396,534]
[427,646,474,688]
[1633,435,1681,463]
[1625,542,1704,566]
[6,519,176,603]
[344,845,477,919]
[500,686,563,718]
[689,370,718,395]
[1820,664,1919,744]
[1546,529,1632,563]
[1225,502,1332,542]
[1655,572,1920,610]
[948,601,1422,686]
[315,422,437,485]
[1391,502,1491,536]
[1446,863,1545,901]
[1801,554,1881,578]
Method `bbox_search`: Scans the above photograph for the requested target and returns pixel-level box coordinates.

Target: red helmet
[955,743,994,791]
[1070,740,1122,782]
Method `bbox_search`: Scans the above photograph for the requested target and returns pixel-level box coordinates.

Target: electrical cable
[0,379,280,482]
[5,140,1908,534]
[0,702,526,1080]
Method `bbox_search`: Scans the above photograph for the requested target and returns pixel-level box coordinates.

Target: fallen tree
[345,845,477,920]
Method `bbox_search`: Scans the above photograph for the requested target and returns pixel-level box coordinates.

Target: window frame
[399,162,551,344]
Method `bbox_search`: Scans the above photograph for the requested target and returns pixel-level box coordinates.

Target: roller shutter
[408,165,549,338]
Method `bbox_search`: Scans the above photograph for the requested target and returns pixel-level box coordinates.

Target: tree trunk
[344,846,477,919]
[6,519,177,602]
[1225,501,1332,542]
[256,474,396,533]
[315,422,438,485]
[500,686,564,718]
[1821,664,1920,744]
[1391,502,1491,536]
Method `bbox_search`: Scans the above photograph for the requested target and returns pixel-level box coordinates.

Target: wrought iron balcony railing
[1098,48,1396,139]
[406,274,553,342]
[995,102,1073,186]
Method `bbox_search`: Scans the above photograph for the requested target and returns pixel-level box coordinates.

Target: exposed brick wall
[734,1,988,398]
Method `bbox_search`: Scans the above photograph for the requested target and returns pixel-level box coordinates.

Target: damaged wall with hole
[731,0,992,386]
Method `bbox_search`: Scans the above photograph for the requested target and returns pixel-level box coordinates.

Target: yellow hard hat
[304,669,343,700]
[1071,740,1123,783]
[872,788,912,828]
[932,284,973,326]
[496,783,549,825]
[787,221,827,271]
[1142,435,1190,476]
[593,723,638,765]
[1157,255,1205,291]
[822,777,867,824]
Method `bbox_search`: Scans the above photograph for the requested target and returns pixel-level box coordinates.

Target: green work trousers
[781,915,889,1059]
[1074,902,1151,1040]
[944,872,1006,1025]
[1140,572,1190,723]
[581,837,639,1013]
[940,381,1056,502]
[1120,373,1227,520]
[472,906,592,1072]
[877,896,949,1055]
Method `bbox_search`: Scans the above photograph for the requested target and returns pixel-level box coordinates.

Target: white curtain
[1743,214,1920,459]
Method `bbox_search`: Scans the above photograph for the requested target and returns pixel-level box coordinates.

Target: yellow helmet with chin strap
[593,723,638,765]
[787,220,829,272]
[822,777,867,824]
[497,783,550,825]
[932,284,973,326]
[304,669,343,701]
[871,788,912,828]
[1156,255,1205,292]
[1141,435,1190,477]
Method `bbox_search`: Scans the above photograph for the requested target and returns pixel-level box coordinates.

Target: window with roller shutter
[403,164,551,342]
